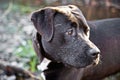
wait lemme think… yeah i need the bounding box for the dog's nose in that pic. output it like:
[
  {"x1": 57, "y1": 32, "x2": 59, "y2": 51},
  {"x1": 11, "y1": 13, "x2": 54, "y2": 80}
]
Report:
[{"x1": 88, "y1": 48, "x2": 100, "y2": 58}]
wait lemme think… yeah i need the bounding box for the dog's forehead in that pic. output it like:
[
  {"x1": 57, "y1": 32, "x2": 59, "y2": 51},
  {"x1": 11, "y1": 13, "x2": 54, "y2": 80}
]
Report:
[
  {"x1": 51, "y1": 5, "x2": 85, "y2": 24},
  {"x1": 37, "y1": 5, "x2": 88, "y2": 27},
  {"x1": 57, "y1": 5, "x2": 88, "y2": 28}
]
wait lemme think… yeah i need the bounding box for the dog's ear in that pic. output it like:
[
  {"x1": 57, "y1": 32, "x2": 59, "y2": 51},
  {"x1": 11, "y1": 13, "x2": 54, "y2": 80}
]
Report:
[
  {"x1": 32, "y1": 32, "x2": 45, "y2": 63},
  {"x1": 31, "y1": 8, "x2": 55, "y2": 42}
]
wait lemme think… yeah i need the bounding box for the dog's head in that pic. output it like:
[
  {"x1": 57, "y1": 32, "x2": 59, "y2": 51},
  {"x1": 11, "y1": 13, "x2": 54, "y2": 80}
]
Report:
[{"x1": 31, "y1": 5, "x2": 100, "y2": 68}]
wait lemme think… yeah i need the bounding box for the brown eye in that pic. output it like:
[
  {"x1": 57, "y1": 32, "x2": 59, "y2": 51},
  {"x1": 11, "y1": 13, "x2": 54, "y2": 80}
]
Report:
[
  {"x1": 66, "y1": 29, "x2": 73, "y2": 35},
  {"x1": 66, "y1": 28, "x2": 76, "y2": 36},
  {"x1": 65, "y1": 22, "x2": 77, "y2": 36}
]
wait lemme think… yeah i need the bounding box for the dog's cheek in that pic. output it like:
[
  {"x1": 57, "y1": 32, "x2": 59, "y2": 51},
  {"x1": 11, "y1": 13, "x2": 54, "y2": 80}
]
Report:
[
  {"x1": 53, "y1": 33, "x2": 66, "y2": 46},
  {"x1": 41, "y1": 34, "x2": 66, "y2": 61}
]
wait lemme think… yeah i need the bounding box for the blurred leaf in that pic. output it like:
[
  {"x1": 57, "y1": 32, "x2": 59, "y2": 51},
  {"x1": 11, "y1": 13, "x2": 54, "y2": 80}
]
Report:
[
  {"x1": 29, "y1": 56, "x2": 38, "y2": 72},
  {"x1": 14, "y1": 40, "x2": 38, "y2": 72}
]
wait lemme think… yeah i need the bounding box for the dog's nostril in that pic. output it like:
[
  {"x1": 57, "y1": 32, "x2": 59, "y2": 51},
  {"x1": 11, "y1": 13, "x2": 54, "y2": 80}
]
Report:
[
  {"x1": 88, "y1": 49, "x2": 100, "y2": 58},
  {"x1": 91, "y1": 52, "x2": 99, "y2": 58}
]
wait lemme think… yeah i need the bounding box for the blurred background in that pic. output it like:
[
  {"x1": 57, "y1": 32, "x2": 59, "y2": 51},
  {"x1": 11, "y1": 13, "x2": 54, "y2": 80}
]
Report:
[{"x1": 0, "y1": 0, "x2": 120, "y2": 80}]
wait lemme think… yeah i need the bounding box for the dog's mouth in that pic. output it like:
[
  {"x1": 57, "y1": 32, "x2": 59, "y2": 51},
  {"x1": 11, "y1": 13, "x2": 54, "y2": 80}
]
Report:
[
  {"x1": 92, "y1": 54, "x2": 100, "y2": 65},
  {"x1": 85, "y1": 57, "x2": 101, "y2": 69},
  {"x1": 62, "y1": 54, "x2": 100, "y2": 69}
]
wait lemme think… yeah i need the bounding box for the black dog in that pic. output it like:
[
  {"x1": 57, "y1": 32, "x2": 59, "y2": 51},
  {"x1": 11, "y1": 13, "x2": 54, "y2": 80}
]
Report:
[
  {"x1": 31, "y1": 5, "x2": 100, "y2": 70},
  {"x1": 31, "y1": 5, "x2": 120, "y2": 80}
]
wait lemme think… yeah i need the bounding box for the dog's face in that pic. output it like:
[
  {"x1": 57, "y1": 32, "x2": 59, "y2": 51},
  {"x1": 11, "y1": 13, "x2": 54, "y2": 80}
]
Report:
[{"x1": 31, "y1": 5, "x2": 100, "y2": 68}]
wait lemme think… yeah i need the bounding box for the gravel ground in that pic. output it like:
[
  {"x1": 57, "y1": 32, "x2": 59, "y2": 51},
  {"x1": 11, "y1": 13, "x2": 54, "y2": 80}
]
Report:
[{"x1": 0, "y1": 2, "x2": 35, "y2": 79}]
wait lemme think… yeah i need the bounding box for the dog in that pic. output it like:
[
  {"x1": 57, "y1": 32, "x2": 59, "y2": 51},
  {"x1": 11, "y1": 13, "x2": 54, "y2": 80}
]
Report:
[
  {"x1": 31, "y1": 5, "x2": 120, "y2": 80},
  {"x1": 31, "y1": 5, "x2": 100, "y2": 68}
]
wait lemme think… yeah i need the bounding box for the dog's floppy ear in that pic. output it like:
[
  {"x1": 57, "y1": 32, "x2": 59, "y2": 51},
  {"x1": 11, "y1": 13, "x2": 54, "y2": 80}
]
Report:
[
  {"x1": 31, "y1": 8, "x2": 55, "y2": 42},
  {"x1": 32, "y1": 32, "x2": 45, "y2": 63}
]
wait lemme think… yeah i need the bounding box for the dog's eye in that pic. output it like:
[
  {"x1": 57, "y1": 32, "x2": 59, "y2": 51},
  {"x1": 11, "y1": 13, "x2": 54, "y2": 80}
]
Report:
[
  {"x1": 66, "y1": 29, "x2": 73, "y2": 35},
  {"x1": 65, "y1": 22, "x2": 77, "y2": 36},
  {"x1": 66, "y1": 28, "x2": 75, "y2": 36}
]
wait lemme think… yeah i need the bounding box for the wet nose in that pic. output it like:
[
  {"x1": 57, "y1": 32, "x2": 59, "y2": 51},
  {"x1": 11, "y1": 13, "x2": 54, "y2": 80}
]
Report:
[{"x1": 88, "y1": 48, "x2": 100, "y2": 58}]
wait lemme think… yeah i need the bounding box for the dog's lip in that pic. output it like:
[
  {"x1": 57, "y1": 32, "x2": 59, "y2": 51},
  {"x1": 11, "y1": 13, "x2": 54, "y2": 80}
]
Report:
[
  {"x1": 63, "y1": 62, "x2": 74, "y2": 68},
  {"x1": 92, "y1": 54, "x2": 100, "y2": 65},
  {"x1": 61, "y1": 54, "x2": 100, "y2": 69},
  {"x1": 62, "y1": 58, "x2": 100, "y2": 69},
  {"x1": 62, "y1": 62, "x2": 91, "y2": 69}
]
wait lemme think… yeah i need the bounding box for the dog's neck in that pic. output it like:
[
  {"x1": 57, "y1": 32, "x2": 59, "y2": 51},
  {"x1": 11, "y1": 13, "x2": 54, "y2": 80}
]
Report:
[{"x1": 44, "y1": 62, "x2": 84, "y2": 80}]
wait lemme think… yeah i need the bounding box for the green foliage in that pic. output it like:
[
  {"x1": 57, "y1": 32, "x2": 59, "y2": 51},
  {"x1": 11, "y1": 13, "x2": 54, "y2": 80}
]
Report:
[
  {"x1": 12, "y1": 4, "x2": 34, "y2": 14},
  {"x1": 14, "y1": 40, "x2": 38, "y2": 72}
]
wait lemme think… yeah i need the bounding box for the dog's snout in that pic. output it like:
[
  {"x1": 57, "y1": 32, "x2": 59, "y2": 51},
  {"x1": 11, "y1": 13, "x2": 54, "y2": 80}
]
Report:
[{"x1": 88, "y1": 48, "x2": 100, "y2": 58}]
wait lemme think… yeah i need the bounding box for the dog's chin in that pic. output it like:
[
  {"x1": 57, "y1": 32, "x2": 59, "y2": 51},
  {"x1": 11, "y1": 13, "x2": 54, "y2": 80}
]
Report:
[
  {"x1": 63, "y1": 62, "x2": 92, "y2": 69},
  {"x1": 63, "y1": 63, "x2": 91, "y2": 69}
]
